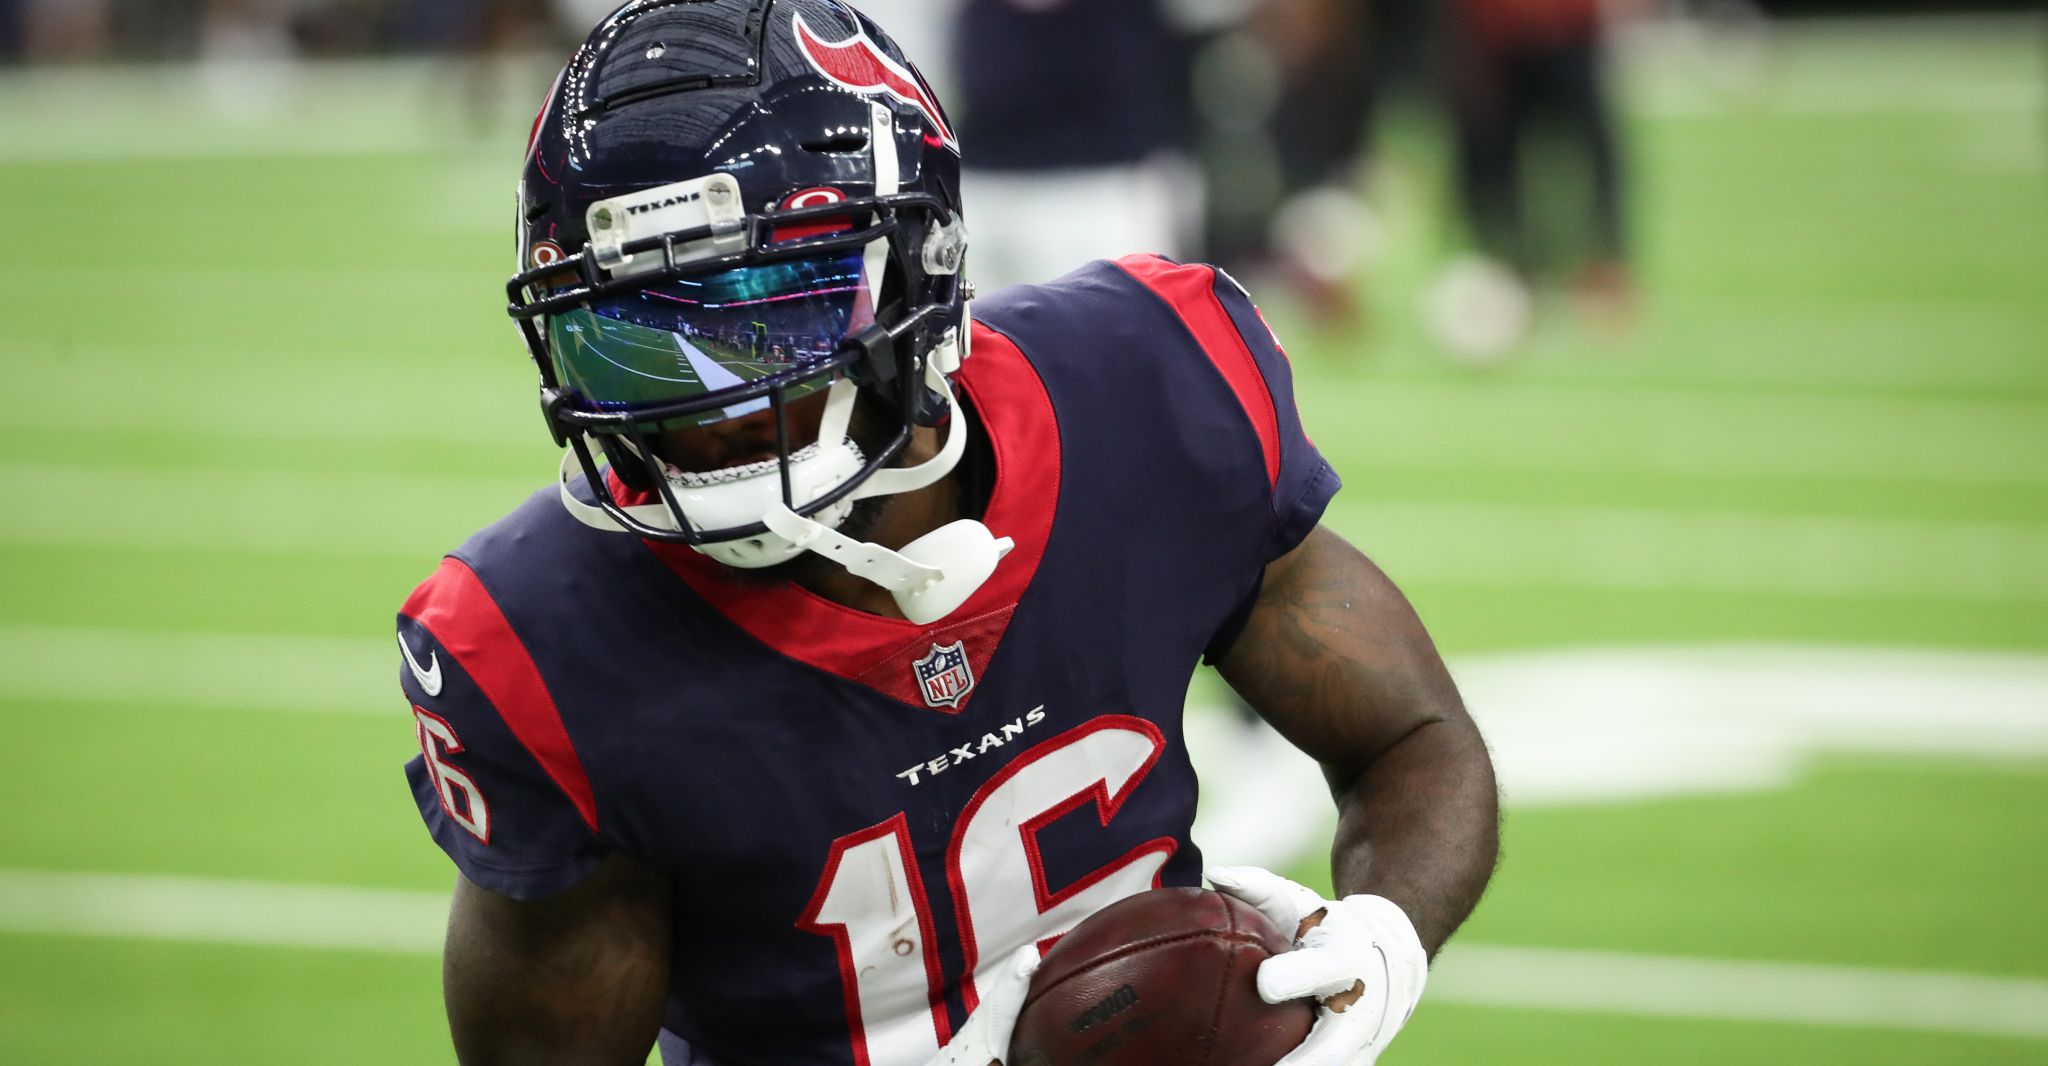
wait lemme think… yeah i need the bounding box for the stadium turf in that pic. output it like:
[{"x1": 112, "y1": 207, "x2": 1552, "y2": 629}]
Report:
[{"x1": 0, "y1": 14, "x2": 2043, "y2": 1065}]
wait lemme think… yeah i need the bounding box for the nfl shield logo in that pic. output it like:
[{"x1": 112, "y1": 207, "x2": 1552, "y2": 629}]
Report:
[{"x1": 913, "y1": 641, "x2": 974, "y2": 709}]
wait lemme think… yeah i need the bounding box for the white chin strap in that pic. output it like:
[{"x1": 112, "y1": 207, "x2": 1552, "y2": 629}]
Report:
[
  {"x1": 556, "y1": 352, "x2": 1012, "y2": 625},
  {"x1": 756, "y1": 361, "x2": 1012, "y2": 623}
]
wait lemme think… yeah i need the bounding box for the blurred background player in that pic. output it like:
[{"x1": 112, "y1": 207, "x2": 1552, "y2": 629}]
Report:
[
  {"x1": 1430, "y1": 0, "x2": 1641, "y2": 359},
  {"x1": 934, "y1": 0, "x2": 1386, "y2": 867},
  {"x1": 937, "y1": 0, "x2": 1401, "y2": 317},
  {"x1": 943, "y1": 0, "x2": 1208, "y2": 290},
  {"x1": 16, "y1": 0, "x2": 112, "y2": 60},
  {"x1": 197, "y1": 0, "x2": 298, "y2": 118},
  {"x1": 0, "y1": 1, "x2": 21, "y2": 61},
  {"x1": 1198, "y1": 0, "x2": 1393, "y2": 324},
  {"x1": 390, "y1": 0, "x2": 566, "y2": 131}
]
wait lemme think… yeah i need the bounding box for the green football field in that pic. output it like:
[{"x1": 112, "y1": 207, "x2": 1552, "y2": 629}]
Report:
[{"x1": 1, "y1": 14, "x2": 2044, "y2": 1065}]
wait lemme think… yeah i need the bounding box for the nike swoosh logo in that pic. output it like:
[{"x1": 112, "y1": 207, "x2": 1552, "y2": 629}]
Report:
[{"x1": 398, "y1": 634, "x2": 443, "y2": 697}]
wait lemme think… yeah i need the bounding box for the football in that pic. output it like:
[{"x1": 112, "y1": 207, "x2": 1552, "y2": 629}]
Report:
[{"x1": 1008, "y1": 888, "x2": 1314, "y2": 1066}]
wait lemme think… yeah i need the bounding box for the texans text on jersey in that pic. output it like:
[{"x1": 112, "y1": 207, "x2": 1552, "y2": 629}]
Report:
[{"x1": 895, "y1": 705, "x2": 1048, "y2": 786}]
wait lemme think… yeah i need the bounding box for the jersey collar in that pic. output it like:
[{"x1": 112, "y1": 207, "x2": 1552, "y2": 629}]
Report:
[{"x1": 639, "y1": 321, "x2": 1058, "y2": 712}]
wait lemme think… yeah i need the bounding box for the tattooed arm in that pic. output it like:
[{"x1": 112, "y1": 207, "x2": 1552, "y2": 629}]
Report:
[
  {"x1": 1215, "y1": 525, "x2": 1499, "y2": 956},
  {"x1": 444, "y1": 852, "x2": 672, "y2": 1065}
]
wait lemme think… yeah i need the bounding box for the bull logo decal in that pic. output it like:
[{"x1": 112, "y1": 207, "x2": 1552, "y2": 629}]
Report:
[{"x1": 793, "y1": 13, "x2": 958, "y2": 152}]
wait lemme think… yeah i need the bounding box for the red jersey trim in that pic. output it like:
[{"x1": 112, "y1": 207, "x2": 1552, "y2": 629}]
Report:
[
  {"x1": 1112, "y1": 255, "x2": 1283, "y2": 488},
  {"x1": 641, "y1": 321, "x2": 1060, "y2": 707},
  {"x1": 402, "y1": 557, "x2": 601, "y2": 833}
]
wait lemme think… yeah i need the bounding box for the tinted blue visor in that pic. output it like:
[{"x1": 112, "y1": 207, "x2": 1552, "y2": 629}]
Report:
[{"x1": 547, "y1": 249, "x2": 876, "y2": 428}]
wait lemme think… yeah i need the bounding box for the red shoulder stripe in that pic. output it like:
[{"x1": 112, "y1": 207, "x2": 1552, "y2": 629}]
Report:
[
  {"x1": 402, "y1": 558, "x2": 600, "y2": 833},
  {"x1": 1112, "y1": 255, "x2": 1282, "y2": 487}
]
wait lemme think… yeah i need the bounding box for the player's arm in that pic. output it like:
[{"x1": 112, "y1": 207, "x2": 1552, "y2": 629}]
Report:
[
  {"x1": 444, "y1": 852, "x2": 673, "y2": 1066},
  {"x1": 1214, "y1": 524, "x2": 1498, "y2": 956}
]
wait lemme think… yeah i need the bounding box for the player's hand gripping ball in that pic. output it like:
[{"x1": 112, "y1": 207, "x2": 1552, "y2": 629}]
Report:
[
  {"x1": 1005, "y1": 887, "x2": 1315, "y2": 1066},
  {"x1": 1206, "y1": 867, "x2": 1429, "y2": 1066}
]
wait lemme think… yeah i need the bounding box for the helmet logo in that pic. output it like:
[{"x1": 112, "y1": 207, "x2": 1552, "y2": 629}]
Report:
[
  {"x1": 530, "y1": 240, "x2": 566, "y2": 268},
  {"x1": 792, "y1": 13, "x2": 957, "y2": 152}
]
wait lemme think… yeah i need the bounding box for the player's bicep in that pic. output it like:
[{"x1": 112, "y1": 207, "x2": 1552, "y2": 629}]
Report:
[
  {"x1": 1214, "y1": 526, "x2": 1465, "y2": 787},
  {"x1": 444, "y1": 852, "x2": 672, "y2": 1066}
]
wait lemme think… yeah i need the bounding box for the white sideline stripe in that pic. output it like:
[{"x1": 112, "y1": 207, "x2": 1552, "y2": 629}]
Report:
[
  {"x1": 2, "y1": 869, "x2": 2043, "y2": 1040},
  {"x1": 1325, "y1": 382, "x2": 2048, "y2": 489},
  {"x1": 0, "y1": 626, "x2": 393, "y2": 714},
  {"x1": 0, "y1": 870, "x2": 446, "y2": 956},
  {"x1": 1322, "y1": 498, "x2": 2048, "y2": 603},
  {"x1": 1431, "y1": 944, "x2": 2048, "y2": 1041},
  {"x1": 0, "y1": 58, "x2": 546, "y2": 162},
  {"x1": 0, "y1": 464, "x2": 538, "y2": 558}
]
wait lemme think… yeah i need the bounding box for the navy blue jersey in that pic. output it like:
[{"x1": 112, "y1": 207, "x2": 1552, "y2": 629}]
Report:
[{"x1": 397, "y1": 256, "x2": 1337, "y2": 1066}]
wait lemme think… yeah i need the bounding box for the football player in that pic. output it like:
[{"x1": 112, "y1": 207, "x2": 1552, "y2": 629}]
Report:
[
  {"x1": 1443, "y1": 0, "x2": 1637, "y2": 337},
  {"x1": 945, "y1": 0, "x2": 1203, "y2": 291},
  {"x1": 395, "y1": 2, "x2": 1498, "y2": 1064}
]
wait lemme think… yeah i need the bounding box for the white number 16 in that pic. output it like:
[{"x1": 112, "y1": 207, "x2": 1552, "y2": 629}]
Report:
[{"x1": 797, "y1": 716, "x2": 1176, "y2": 1066}]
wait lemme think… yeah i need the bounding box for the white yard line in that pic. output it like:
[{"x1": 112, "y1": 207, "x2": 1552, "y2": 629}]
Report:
[
  {"x1": 1322, "y1": 499, "x2": 2048, "y2": 603},
  {"x1": 1431, "y1": 943, "x2": 2048, "y2": 1040},
  {"x1": 0, "y1": 868, "x2": 2041, "y2": 1039},
  {"x1": 0, "y1": 870, "x2": 445, "y2": 956},
  {"x1": 1320, "y1": 382, "x2": 2048, "y2": 489},
  {"x1": 0, "y1": 626, "x2": 395, "y2": 714},
  {"x1": 1618, "y1": 14, "x2": 2045, "y2": 120},
  {"x1": 0, "y1": 59, "x2": 538, "y2": 162},
  {"x1": 0, "y1": 464, "x2": 536, "y2": 558}
]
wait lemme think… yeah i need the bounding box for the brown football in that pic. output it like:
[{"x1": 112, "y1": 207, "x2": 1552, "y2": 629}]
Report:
[{"x1": 1007, "y1": 887, "x2": 1314, "y2": 1066}]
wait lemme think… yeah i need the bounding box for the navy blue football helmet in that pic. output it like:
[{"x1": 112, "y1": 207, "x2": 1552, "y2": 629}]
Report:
[{"x1": 508, "y1": 0, "x2": 972, "y2": 574}]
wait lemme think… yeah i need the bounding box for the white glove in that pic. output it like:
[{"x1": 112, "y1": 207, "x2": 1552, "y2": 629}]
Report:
[
  {"x1": 1207, "y1": 866, "x2": 1428, "y2": 1066},
  {"x1": 923, "y1": 944, "x2": 1040, "y2": 1066}
]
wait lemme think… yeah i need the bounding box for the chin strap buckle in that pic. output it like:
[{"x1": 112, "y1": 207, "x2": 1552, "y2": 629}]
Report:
[{"x1": 761, "y1": 505, "x2": 1013, "y2": 625}]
